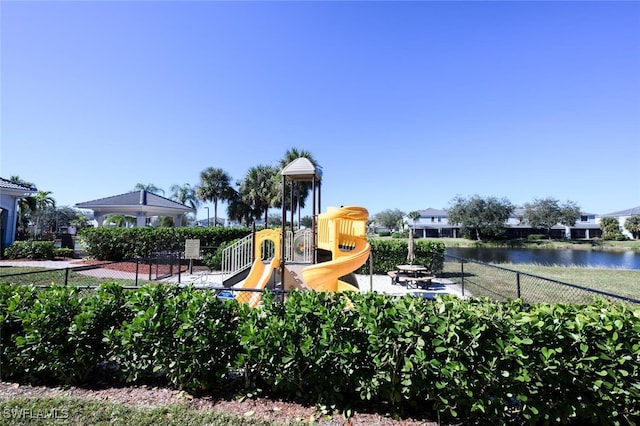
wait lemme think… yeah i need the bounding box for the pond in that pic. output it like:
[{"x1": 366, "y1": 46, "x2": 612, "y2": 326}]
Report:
[{"x1": 445, "y1": 247, "x2": 640, "y2": 270}]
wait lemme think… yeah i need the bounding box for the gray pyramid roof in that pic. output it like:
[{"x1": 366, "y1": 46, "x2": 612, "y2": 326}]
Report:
[{"x1": 75, "y1": 190, "x2": 194, "y2": 215}]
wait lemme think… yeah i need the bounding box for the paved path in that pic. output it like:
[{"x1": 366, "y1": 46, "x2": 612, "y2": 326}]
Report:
[{"x1": 0, "y1": 260, "x2": 78, "y2": 269}]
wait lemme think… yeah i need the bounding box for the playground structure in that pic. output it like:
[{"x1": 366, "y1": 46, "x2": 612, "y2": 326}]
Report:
[{"x1": 222, "y1": 158, "x2": 371, "y2": 307}]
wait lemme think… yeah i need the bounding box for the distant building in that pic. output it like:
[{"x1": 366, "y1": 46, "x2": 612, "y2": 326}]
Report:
[
  {"x1": 599, "y1": 206, "x2": 640, "y2": 239},
  {"x1": 402, "y1": 207, "x2": 604, "y2": 240}
]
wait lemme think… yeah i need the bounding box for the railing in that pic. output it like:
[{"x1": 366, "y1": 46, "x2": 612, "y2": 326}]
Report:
[
  {"x1": 221, "y1": 234, "x2": 253, "y2": 280},
  {"x1": 221, "y1": 229, "x2": 314, "y2": 280},
  {"x1": 442, "y1": 254, "x2": 640, "y2": 306}
]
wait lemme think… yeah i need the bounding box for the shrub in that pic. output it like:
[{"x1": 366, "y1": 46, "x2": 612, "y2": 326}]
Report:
[
  {"x1": 79, "y1": 226, "x2": 250, "y2": 260},
  {"x1": 54, "y1": 248, "x2": 75, "y2": 259},
  {"x1": 4, "y1": 241, "x2": 56, "y2": 260},
  {"x1": 527, "y1": 234, "x2": 546, "y2": 241}
]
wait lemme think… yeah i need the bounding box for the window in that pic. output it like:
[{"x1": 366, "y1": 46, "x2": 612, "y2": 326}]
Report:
[{"x1": 580, "y1": 215, "x2": 588, "y2": 222}]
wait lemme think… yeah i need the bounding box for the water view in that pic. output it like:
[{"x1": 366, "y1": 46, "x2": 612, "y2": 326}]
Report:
[{"x1": 446, "y1": 247, "x2": 640, "y2": 270}]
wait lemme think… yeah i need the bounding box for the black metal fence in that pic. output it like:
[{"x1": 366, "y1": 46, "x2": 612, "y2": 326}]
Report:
[
  {"x1": 442, "y1": 254, "x2": 640, "y2": 306},
  {"x1": 0, "y1": 254, "x2": 185, "y2": 287},
  {"x1": 2, "y1": 253, "x2": 638, "y2": 306}
]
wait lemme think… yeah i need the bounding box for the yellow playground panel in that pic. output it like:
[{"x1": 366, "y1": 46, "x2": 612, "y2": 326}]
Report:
[{"x1": 234, "y1": 205, "x2": 370, "y2": 306}]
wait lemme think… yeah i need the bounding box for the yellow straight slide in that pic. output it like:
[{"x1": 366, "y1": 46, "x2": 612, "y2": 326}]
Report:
[{"x1": 235, "y1": 229, "x2": 281, "y2": 308}]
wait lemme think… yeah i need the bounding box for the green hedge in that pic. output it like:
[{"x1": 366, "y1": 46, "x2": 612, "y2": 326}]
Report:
[
  {"x1": 359, "y1": 238, "x2": 445, "y2": 275},
  {"x1": 1, "y1": 283, "x2": 638, "y2": 424},
  {"x1": 3, "y1": 241, "x2": 56, "y2": 260},
  {"x1": 78, "y1": 226, "x2": 251, "y2": 260},
  {"x1": 78, "y1": 227, "x2": 445, "y2": 275}
]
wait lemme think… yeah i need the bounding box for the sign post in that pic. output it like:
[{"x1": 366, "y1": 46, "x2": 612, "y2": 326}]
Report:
[{"x1": 184, "y1": 239, "x2": 201, "y2": 274}]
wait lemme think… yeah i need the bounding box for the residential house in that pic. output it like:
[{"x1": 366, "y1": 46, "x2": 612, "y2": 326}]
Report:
[
  {"x1": 0, "y1": 177, "x2": 38, "y2": 254},
  {"x1": 405, "y1": 207, "x2": 603, "y2": 240},
  {"x1": 599, "y1": 206, "x2": 640, "y2": 239}
]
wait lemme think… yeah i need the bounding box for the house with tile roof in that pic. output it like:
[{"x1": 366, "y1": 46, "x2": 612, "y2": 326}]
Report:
[
  {"x1": 0, "y1": 177, "x2": 38, "y2": 254},
  {"x1": 75, "y1": 190, "x2": 195, "y2": 228}
]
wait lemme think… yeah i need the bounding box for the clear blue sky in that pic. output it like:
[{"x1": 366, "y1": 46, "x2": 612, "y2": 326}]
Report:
[{"x1": 2, "y1": 1, "x2": 639, "y2": 221}]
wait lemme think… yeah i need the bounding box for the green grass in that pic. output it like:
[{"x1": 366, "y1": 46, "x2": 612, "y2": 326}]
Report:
[
  {"x1": 442, "y1": 260, "x2": 640, "y2": 303},
  {"x1": 433, "y1": 237, "x2": 640, "y2": 252},
  {"x1": 0, "y1": 396, "x2": 280, "y2": 426}
]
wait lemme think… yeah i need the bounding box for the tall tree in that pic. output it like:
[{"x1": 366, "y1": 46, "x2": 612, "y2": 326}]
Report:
[
  {"x1": 170, "y1": 183, "x2": 199, "y2": 210},
  {"x1": 133, "y1": 183, "x2": 164, "y2": 195},
  {"x1": 524, "y1": 198, "x2": 580, "y2": 239},
  {"x1": 197, "y1": 167, "x2": 235, "y2": 227},
  {"x1": 374, "y1": 209, "x2": 405, "y2": 232},
  {"x1": 447, "y1": 195, "x2": 514, "y2": 241},
  {"x1": 278, "y1": 148, "x2": 317, "y2": 227},
  {"x1": 30, "y1": 191, "x2": 56, "y2": 239},
  {"x1": 408, "y1": 210, "x2": 421, "y2": 230},
  {"x1": 239, "y1": 165, "x2": 279, "y2": 226},
  {"x1": 227, "y1": 190, "x2": 258, "y2": 226}
]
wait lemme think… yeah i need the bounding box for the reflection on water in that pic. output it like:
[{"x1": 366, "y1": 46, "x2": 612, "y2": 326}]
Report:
[{"x1": 446, "y1": 247, "x2": 640, "y2": 270}]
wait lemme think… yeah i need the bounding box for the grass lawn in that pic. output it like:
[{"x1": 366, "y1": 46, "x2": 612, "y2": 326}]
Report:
[{"x1": 0, "y1": 396, "x2": 274, "y2": 426}]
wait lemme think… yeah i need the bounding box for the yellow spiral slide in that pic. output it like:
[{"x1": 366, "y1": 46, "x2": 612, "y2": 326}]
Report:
[{"x1": 301, "y1": 206, "x2": 370, "y2": 293}]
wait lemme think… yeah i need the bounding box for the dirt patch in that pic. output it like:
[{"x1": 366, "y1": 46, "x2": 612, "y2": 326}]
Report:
[{"x1": 0, "y1": 380, "x2": 438, "y2": 425}]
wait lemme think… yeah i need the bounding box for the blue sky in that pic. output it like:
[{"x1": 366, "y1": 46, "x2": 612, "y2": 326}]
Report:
[{"x1": 2, "y1": 1, "x2": 639, "y2": 221}]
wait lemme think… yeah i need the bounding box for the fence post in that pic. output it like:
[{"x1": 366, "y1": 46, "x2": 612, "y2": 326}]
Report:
[
  {"x1": 516, "y1": 272, "x2": 521, "y2": 299},
  {"x1": 135, "y1": 259, "x2": 139, "y2": 287},
  {"x1": 65, "y1": 267, "x2": 70, "y2": 285},
  {"x1": 460, "y1": 258, "x2": 465, "y2": 296},
  {"x1": 178, "y1": 252, "x2": 181, "y2": 284}
]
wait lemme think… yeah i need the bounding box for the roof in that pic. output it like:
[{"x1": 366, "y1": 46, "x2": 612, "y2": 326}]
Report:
[
  {"x1": 418, "y1": 207, "x2": 448, "y2": 216},
  {"x1": 75, "y1": 190, "x2": 194, "y2": 215},
  {"x1": 602, "y1": 206, "x2": 640, "y2": 217},
  {"x1": 0, "y1": 177, "x2": 38, "y2": 195},
  {"x1": 281, "y1": 157, "x2": 322, "y2": 181}
]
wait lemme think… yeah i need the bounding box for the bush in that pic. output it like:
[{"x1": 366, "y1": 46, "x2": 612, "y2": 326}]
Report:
[
  {"x1": 527, "y1": 234, "x2": 546, "y2": 241},
  {"x1": 54, "y1": 248, "x2": 75, "y2": 259},
  {"x1": 3, "y1": 283, "x2": 638, "y2": 424},
  {"x1": 4, "y1": 241, "x2": 56, "y2": 260},
  {"x1": 79, "y1": 226, "x2": 250, "y2": 260}
]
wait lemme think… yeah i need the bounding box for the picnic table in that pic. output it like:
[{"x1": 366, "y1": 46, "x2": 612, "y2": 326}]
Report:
[{"x1": 387, "y1": 264, "x2": 435, "y2": 289}]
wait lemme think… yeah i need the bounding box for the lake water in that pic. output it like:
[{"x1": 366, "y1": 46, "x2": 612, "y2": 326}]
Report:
[{"x1": 445, "y1": 247, "x2": 640, "y2": 270}]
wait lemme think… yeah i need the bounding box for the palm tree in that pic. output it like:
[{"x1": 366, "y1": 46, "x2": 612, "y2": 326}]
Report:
[
  {"x1": 9, "y1": 176, "x2": 37, "y2": 232},
  {"x1": 170, "y1": 183, "x2": 200, "y2": 227},
  {"x1": 170, "y1": 183, "x2": 199, "y2": 209},
  {"x1": 196, "y1": 167, "x2": 235, "y2": 227},
  {"x1": 103, "y1": 214, "x2": 136, "y2": 228},
  {"x1": 31, "y1": 191, "x2": 56, "y2": 238},
  {"x1": 227, "y1": 190, "x2": 258, "y2": 226},
  {"x1": 278, "y1": 148, "x2": 317, "y2": 228},
  {"x1": 133, "y1": 183, "x2": 164, "y2": 195},
  {"x1": 239, "y1": 165, "x2": 279, "y2": 226}
]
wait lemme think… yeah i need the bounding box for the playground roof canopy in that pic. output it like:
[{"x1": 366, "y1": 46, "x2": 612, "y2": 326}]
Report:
[{"x1": 281, "y1": 157, "x2": 322, "y2": 181}]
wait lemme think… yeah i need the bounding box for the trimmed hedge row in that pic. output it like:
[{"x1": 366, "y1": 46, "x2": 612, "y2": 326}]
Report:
[
  {"x1": 78, "y1": 226, "x2": 252, "y2": 260},
  {"x1": 1, "y1": 283, "x2": 638, "y2": 424},
  {"x1": 78, "y1": 227, "x2": 446, "y2": 274}
]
